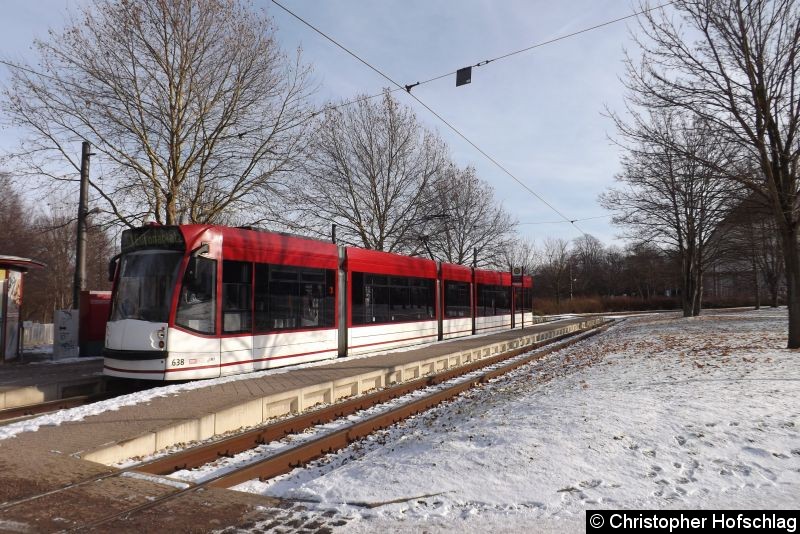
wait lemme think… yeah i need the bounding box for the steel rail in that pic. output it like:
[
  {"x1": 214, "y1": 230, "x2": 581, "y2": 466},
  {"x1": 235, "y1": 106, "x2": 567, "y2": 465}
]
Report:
[
  {"x1": 0, "y1": 396, "x2": 95, "y2": 422},
  {"x1": 0, "y1": 378, "x2": 158, "y2": 424},
  {"x1": 204, "y1": 321, "x2": 613, "y2": 488},
  {"x1": 2, "y1": 322, "x2": 602, "y2": 514},
  {"x1": 136, "y1": 322, "x2": 607, "y2": 476},
  {"x1": 0, "y1": 391, "x2": 127, "y2": 423},
  {"x1": 67, "y1": 320, "x2": 612, "y2": 532}
]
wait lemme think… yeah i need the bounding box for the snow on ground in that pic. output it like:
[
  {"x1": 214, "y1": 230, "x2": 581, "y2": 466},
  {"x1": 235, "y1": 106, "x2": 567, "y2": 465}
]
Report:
[
  {"x1": 0, "y1": 331, "x2": 486, "y2": 440},
  {"x1": 0, "y1": 316, "x2": 555, "y2": 441},
  {"x1": 233, "y1": 308, "x2": 799, "y2": 533},
  {"x1": 165, "y1": 328, "x2": 604, "y2": 482}
]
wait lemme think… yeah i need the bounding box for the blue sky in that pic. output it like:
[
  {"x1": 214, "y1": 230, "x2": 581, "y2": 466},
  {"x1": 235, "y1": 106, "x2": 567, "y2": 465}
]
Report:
[{"x1": 0, "y1": 1, "x2": 654, "y2": 247}]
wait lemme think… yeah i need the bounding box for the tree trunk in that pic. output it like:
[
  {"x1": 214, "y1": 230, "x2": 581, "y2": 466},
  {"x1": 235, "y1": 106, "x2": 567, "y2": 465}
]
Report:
[
  {"x1": 780, "y1": 226, "x2": 800, "y2": 348},
  {"x1": 680, "y1": 252, "x2": 700, "y2": 318},
  {"x1": 752, "y1": 254, "x2": 760, "y2": 310},
  {"x1": 692, "y1": 270, "x2": 703, "y2": 317},
  {"x1": 681, "y1": 266, "x2": 693, "y2": 318},
  {"x1": 165, "y1": 192, "x2": 177, "y2": 225}
]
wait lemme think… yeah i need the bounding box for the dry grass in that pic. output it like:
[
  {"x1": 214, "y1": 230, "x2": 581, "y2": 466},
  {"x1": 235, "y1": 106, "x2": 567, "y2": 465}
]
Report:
[{"x1": 532, "y1": 296, "x2": 762, "y2": 314}]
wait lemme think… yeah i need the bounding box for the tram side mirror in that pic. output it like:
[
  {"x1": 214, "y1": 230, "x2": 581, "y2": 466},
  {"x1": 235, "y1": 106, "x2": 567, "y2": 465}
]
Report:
[
  {"x1": 185, "y1": 256, "x2": 198, "y2": 282},
  {"x1": 192, "y1": 243, "x2": 209, "y2": 257},
  {"x1": 185, "y1": 243, "x2": 209, "y2": 283}
]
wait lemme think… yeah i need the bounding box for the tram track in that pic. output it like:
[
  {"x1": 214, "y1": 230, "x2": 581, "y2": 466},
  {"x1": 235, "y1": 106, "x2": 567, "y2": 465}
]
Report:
[
  {"x1": 0, "y1": 395, "x2": 102, "y2": 424},
  {"x1": 198, "y1": 320, "x2": 614, "y2": 488},
  {"x1": 0, "y1": 379, "x2": 159, "y2": 425},
  {"x1": 0, "y1": 320, "x2": 613, "y2": 532},
  {"x1": 139, "y1": 322, "x2": 613, "y2": 482}
]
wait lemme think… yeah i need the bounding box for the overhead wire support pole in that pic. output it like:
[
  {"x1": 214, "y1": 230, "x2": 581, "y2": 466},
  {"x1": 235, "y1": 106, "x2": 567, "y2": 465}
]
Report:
[{"x1": 72, "y1": 141, "x2": 92, "y2": 310}]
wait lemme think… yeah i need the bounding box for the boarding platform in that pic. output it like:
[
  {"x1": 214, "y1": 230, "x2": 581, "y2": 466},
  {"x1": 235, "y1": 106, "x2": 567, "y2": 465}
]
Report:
[
  {"x1": 0, "y1": 358, "x2": 104, "y2": 410},
  {"x1": 0, "y1": 317, "x2": 603, "y2": 471}
]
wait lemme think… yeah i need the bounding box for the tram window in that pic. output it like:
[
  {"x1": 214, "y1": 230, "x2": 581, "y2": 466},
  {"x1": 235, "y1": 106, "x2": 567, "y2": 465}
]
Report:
[
  {"x1": 110, "y1": 250, "x2": 182, "y2": 323},
  {"x1": 514, "y1": 287, "x2": 533, "y2": 314},
  {"x1": 254, "y1": 264, "x2": 334, "y2": 332},
  {"x1": 390, "y1": 286, "x2": 410, "y2": 319},
  {"x1": 254, "y1": 263, "x2": 270, "y2": 331},
  {"x1": 223, "y1": 260, "x2": 252, "y2": 333},
  {"x1": 371, "y1": 285, "x2": 391, "y2": 323},
  {"x1": 445, "y1": 281, "x2": 471, "y2": 318},
  {"x1": 476, "y1": 284, "x2": 511, "y2": 317},
  {"x1": 522, "y1": 287, "x2": 533, "y2": 313},
  {"x1": 176, "y1": 257, "x2": 217, "y2": 334},
  {"x1": 351, "y1": 272, "x2": 365, "y2": 324},
  {"x1": 351, "y1": 272, "x2": 434, "y2": 324}
]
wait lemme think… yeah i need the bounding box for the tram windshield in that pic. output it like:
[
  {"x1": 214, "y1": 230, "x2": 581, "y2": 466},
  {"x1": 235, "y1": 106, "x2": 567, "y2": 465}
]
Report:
[{"x1": 110, "y1": 250, "x2": 182, "y2": 323}]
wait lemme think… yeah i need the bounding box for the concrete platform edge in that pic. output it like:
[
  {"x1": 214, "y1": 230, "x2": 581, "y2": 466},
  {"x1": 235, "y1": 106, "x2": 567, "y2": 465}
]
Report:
[
  {"x1": 80, "y1": 318, "x2": 605, "y2": 466},
  {"x1": 0, "y1": 376, "x2": 105, "y2": 410}
]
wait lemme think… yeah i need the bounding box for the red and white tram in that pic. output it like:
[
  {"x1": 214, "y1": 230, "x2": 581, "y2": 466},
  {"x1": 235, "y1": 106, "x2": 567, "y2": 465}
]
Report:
[{"x1": 104, "y1": 224, "x2": 534, "y2": 380}]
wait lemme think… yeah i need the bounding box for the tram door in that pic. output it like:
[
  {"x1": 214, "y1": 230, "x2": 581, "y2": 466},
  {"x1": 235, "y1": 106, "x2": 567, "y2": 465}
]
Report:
[{"x1": 220, "y1": 260, "x2": 254, "y2": 375}]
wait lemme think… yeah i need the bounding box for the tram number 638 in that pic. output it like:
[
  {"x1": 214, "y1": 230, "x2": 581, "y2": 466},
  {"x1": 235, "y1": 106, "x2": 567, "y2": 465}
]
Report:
[{"x1": 171, "y1": 358, "x2": 185, "y2": 367}]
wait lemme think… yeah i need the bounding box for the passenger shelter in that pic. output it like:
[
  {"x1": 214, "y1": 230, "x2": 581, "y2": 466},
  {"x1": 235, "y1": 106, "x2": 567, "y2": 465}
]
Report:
[{"x1": 0, "y1": 255, "x2": 45, "y2": 362}]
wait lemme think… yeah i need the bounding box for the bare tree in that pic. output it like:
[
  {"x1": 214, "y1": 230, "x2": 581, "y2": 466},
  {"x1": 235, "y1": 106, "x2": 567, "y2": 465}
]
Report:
[
  {"x1": 602, "y1": 110, "x2": 737, "y2": 316},
  {"x1": 424, "y1": 164, "x2": 517, "y2": 267},
  {"x1": 2, "y1": 0, "x2": 313, "y2": 226},
  {"x1": 712, "y1": 195, "x2": 785, "y2": 307},
  {"x1": 570, "y1": 234, "x2": 606, "y2": 295},
  {"x1": 601, "y1": 245, "x2": 628, "y2": 296},
  {"x1": 624, "y1": 242, "x2": 676, "y2": 300},
  {"x1": 626, "y1": 0, "x2": 800, "y2": 343},
  {"x1": 502, "y1": 237, "x2": 538, "y2": 274},
  {"x1": 0, "y1": 180, "x2": 112, "y2": 321},
  {"x1": 0, "y1": 174, "x2": 38, "y2": 259},
  {"x1": 541, "y1": 237, "x2": 571, "y2": 310},
  {"x1": 284, "y1": 92, "x2": 447, "y2": 253},
  {"x1": 754, "y1": 219, "x2": 786, "y2": 307}
]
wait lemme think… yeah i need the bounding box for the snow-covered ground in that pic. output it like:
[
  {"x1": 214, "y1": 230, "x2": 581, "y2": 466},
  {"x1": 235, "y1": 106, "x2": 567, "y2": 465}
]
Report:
[
  {"x1": 0, "y1": 327, "x2": 509, "y2": 440},
  {"x1": 233, "y1": 309, "x2": 799, "y2": 533},
  {"x1": 0, "y1": 318, "x2": 559, "y2": 441}
]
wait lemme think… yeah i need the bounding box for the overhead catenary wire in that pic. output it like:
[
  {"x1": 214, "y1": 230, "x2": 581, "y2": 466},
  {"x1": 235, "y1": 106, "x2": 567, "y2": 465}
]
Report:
[
  {"x1": 402, "y1": 1, "x2": 673, "y2": 92},
  {"x1": 271, "y1": 0, "x2": 591, "y2": 236},
  {"x1": 2, "y1": 1, "x2": 671, "y2": 108},
  {"x1": 0, "y1": 3, "x2": 665, "y2": 235},
  {"x1": 306, "y1": 0, "x2": 673, "y2": 110},
  {"x1": 1, "y1": 2, "x2": 672, "y2": 141},
  {"x1": 518, "y1": 214, "x2": 613, "y2": 225},
  {"x1": 300, "y1": 1, "x2": 673, "y2": 125}
]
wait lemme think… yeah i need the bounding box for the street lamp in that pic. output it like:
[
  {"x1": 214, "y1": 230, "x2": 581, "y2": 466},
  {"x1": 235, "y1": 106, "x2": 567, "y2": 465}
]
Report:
[{"x1": 569, "y1": 262, "x2": 573, "y2": 301}]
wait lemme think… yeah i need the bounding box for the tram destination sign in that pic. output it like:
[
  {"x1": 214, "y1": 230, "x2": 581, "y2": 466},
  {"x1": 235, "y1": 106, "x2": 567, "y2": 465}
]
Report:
[{"x1": 121, "y1": 226, "x2": 185, "y2": 253}]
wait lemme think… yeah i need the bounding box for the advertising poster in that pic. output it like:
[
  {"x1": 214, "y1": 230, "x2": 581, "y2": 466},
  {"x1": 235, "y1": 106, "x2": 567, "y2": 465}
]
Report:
[{"x1": 4, "y1": 270, "x2": 21, "y2": 360}]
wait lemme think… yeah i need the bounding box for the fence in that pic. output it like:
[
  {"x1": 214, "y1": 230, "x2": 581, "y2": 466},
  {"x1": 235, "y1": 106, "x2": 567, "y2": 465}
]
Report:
[{"x1": 23, "y1": 322, "x2": 54, "y2": 347}]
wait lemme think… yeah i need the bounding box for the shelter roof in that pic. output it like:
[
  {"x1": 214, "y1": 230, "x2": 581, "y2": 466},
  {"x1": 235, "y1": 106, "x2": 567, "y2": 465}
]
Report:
[{"x1": 0, "y1": 255, "x2": 46, "y2": 272}]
